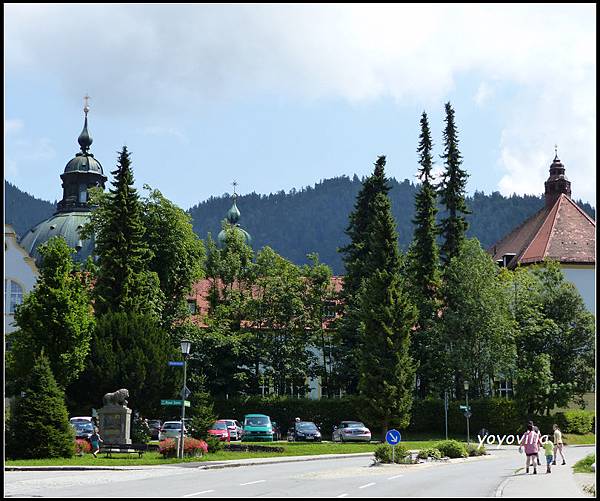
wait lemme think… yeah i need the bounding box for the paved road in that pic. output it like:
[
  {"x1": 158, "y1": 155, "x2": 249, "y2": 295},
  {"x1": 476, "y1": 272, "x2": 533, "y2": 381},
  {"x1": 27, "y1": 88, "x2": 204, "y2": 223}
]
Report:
[{"x1": 5, "y1": 446, "x2": 593, "y2": 497}]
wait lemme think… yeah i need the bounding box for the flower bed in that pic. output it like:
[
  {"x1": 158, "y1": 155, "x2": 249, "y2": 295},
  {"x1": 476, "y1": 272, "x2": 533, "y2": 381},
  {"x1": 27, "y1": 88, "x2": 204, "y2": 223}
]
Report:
[
  {"x1": 159, "y1": 438, "x2": 208, "y2": 458},
  {"x1": 74, "y1": 439, "x2": 91, "y2": 455}
]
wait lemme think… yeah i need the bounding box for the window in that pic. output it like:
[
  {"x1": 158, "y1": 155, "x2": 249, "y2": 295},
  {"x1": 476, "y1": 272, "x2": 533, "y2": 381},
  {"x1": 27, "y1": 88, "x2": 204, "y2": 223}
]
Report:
[
  {"x1": 187, "y1": 300, "x2": 197, "y2": 315},
  {"x1": 79, "y1": 184, "x2": 88, "y2": 203},
  {"x1": 497, "y1": 379, "x2": 513, "y2": 399},
  {"x1": 5, "y1": 280, "x2": 23, "y2": 314},
  {"x1": 323, "y1": 302, "x2": 337, "y2": 318}
]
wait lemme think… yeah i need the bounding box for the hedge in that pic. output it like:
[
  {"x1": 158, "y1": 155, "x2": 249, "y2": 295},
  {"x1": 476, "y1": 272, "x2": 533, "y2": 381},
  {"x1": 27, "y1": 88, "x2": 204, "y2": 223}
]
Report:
[{"x1": 213, "y1": 396, "x2": 594, "y2": 439}]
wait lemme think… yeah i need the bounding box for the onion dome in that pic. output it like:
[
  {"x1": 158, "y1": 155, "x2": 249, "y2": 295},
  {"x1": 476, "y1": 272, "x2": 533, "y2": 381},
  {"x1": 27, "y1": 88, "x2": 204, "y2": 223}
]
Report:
[{"x1": 217, "y1": 183, "x2": 252, "y2": 247}]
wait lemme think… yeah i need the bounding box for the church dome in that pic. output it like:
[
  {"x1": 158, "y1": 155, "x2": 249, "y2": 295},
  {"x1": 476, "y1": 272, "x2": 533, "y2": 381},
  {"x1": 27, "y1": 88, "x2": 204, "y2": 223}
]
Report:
[
  {"x1": 64, "y1": 152, "x2": 104, "y2": 174},
  {"x1": 217, "y1": 189, "x2": 252, "y2": 247},
  {"x1": 217, "y1": 225, "x2": 252, "y2": 247},
  {"x1": 19, "y1": 212, "x2": 95, "y2": 267}
]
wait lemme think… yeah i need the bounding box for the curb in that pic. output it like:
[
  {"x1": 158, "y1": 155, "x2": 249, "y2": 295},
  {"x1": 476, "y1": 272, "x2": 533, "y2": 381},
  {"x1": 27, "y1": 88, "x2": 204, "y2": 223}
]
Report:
[
  {"x1": 197, "y1": 452, "x2": 375, "y2": 470},
  {"x1": 5, "y1": 466, "x2": 155, "y2": 471}
]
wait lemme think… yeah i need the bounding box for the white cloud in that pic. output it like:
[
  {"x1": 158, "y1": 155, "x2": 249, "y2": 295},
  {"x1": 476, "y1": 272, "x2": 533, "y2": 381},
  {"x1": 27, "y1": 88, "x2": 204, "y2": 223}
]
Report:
[
  {"x1": 140, "y1": 126, "x2": 188, "y2": 144},
  {"x1": 5, "y1": 4, "x2": 596, "y2": 202}
]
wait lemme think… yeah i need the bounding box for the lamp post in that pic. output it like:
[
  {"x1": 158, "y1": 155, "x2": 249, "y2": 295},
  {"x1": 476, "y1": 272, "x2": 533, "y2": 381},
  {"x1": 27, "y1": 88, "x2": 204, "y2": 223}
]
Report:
[
  {"x1": 464, "y1": 380, "x2": 470, "y2": 445},
  {"x1": 179, "y1": 339, "x2": 191, "y2": 459}
]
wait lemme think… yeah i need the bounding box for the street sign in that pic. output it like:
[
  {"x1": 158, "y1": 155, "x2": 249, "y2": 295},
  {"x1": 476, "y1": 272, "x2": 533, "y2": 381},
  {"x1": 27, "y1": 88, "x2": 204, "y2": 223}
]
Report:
[
  {"x1": 385, "y1": 429, "x2": 401, "y2": 445},
  {"x1": 161, "y1": 399, "x2": 190, "y2": 407},
  {"x1": 180, "y1": 385, "x2": 192, "y2": 399},
  {"x1": 459, "y1": 405, "x2": 471, "y2": 411},
  {"x1": 168, "y1": 361, "x2": 184, "y2": 367},
  {"x1": 464, "y1": 411, "x2": 472, "y2": 419}
]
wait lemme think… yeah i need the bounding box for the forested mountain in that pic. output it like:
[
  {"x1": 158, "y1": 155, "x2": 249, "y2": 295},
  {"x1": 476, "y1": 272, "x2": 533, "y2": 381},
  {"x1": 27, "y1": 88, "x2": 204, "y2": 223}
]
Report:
[
  {"x1": 5, "y1": 181, "x2": 57, "y2": 238},
  {"x1": 6, "y1": 178, "x2": 595, "y2": 275}
]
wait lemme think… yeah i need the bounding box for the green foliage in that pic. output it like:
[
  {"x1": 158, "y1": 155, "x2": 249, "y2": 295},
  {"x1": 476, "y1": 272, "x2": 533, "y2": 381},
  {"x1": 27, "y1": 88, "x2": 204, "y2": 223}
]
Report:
[
  {"x1": 68, "y1": 312, "x2": 178, "y2": 417},
  {"x1": 439, "y1": 239, "x2": 516, "y2": 397},
  {"x1": 141, "y1": 185, "x2": 205, "y2": 330},
  {"x1": 557, "y1": 410, "x2": 594, "y2": 435},
  {"x1": 131, "y1": 415, "x2": 151, "y2": 444},
  {"x1": 438, "y1": 102, "x2": 470, "y2": 265},
  {"x1": 434, "y1": 440, "x2": 468, "y2": 458},
  {"x1": 466, "y1": 444, "x2": 487, "y2": 456},
  {"x1": 373, "y1": 443, "x2": 410, "y2": 463},
  {"x1": 187, "y1": 375, "x2": 218, "y2": 440},
  {"x1": 83, "y1": 146, "x2": 163, "y2": 317},
  {"x1": 8, "y1": 236, "x2": 94, "y2": 391},
  {"x1": 6, "y1": 353, "x2": 74, "y2": 459},
  {"x1": 573, "y1": 454, "x2": 595, "y2": 474},
  {"x1": 417, "y1": 447, "x2": 442, "y2": 460},
  {"x1": 205, "y1": 435, "x2": 224, "y2": 453}
]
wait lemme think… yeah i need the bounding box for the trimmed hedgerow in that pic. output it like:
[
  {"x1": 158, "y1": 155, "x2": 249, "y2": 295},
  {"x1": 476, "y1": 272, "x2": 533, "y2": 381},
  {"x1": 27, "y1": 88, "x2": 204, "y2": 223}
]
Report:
[{"x1": 434, "y1": 440, "x2": 468, "y2": 458}]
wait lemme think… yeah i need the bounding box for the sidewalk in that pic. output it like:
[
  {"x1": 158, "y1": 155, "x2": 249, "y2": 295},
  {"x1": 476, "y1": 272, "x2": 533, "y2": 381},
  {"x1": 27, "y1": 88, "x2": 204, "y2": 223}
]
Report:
[{"x1": 497, "y1": 446, "x2": 595, "y2": 498}]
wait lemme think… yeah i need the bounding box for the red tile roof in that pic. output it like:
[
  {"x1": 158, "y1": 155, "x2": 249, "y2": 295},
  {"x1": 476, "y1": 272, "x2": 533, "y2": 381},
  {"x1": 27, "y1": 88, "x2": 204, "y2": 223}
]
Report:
[{"x1": 490, "y1": 194, "x2": 595, "y2": 268}]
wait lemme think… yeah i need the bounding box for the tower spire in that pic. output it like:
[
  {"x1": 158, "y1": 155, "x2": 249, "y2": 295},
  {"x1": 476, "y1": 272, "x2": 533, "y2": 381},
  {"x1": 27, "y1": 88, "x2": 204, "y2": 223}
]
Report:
[{"x1": 78, "y1": 94, "x2": 93, "y2": 153}]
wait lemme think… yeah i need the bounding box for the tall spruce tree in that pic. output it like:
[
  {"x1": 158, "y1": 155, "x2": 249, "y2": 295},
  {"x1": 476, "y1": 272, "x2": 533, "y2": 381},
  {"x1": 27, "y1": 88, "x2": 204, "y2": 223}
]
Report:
[
  {"x1": 438, "y1": 102, "x2": 470, "y2": 265},
  {"x1": 8, "y1": 236, "x2": 94, "y2": 391},
  {"x1": 336, "y1": 156, "x2": 390, "y2": 393},
  {"x1": 84, "y1": 146, "x2": 162, "y2": 316},
  {"x1": 7, "y1": 353, "x2": 74, "y2": 459},
  {"x1": 405, "y1": 112, "x2": 442, "y2": 397},
  {"x1": 357, "y1": 191, "x2": 417, "y2": 439}
]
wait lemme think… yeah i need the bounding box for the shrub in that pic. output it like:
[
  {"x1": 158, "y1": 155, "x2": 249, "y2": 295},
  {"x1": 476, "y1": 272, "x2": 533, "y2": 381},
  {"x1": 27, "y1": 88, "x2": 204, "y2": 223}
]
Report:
[
  {"x1": 131, "y1": 415, "x2": 151, "y2": 444},
  {"x1": 205, "y1": 435, "x2": 223, "y2": 453},
  {"x1": 466, "y1": 444, "x2": 487, "y2": 456},
  {"x1": 559, "y1": 410, "x2": 594, "y2": 435},
  {"x1": 373, "y1": 444, "x2": 410, "y2": 464},
  {"x1": 159, "y1": 438, "x2": 208, "y2": 458},
  {"x1": 434, "y1": 440, "x2": 468, "y2": 458},
  {"x1": 74, "y1": 439, "x2": 91, "y2": 455},
  {"x1": 417, "y1": 447, "x2": 442, "y2": 460}
]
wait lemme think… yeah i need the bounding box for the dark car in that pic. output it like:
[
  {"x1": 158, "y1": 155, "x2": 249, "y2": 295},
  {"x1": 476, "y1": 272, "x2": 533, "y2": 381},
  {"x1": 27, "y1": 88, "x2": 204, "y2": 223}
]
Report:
[
  {"x1": 287, "y1": 421, "x2": 322, "y2": 442},
  {"x1": 70, "y1": 420, "x2": 94, "y2": 441},
  {"x1": 148, "y1": 420, "x2": 162, "y2": 440}
]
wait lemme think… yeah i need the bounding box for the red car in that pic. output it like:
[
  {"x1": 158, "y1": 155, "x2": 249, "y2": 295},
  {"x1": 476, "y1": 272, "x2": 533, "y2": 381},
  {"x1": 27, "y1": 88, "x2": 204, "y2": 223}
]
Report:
[{"x1": 208, "y1": 420, "x2": 231, "y2": 442}]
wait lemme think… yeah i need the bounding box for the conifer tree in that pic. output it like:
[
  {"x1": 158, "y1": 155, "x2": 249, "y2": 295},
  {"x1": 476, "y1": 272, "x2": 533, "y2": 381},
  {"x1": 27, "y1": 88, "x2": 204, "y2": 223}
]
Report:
[
  {"x1": 405, "y1": 112, "x2": 442, "y2": 397},
  {"x1": 438, "y1": 102, "x2": 470, "y2": 265},
  {"x1": 357, "y1": 191, "x2": 417, "y2": 439},
  {"x1": 7, "y1": 353, "x2": 74, "y2": 459},
  {"x1": 8, "y1": 236, "x2": 94, "y2": 391},
  {"x1": 336, "y1": 156, "x2": 390, "y2": 393},
  {"x1": 84, "y1": 146, "x2": 162, "y2": 316}
]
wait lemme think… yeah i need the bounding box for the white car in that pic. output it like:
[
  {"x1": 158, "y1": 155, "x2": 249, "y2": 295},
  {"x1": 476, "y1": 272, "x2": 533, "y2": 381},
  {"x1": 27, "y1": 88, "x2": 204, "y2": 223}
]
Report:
[
  {"x1": 222, "y1": 419, "x2": 244, "y2": 440},
  {"x1": 332, "y1": 421, "x2": 372, "y2": 442},
  {"x1": 70, "y1": 416, "x2": 93, "y2": 424},
  {"x1": 159, "y1": 421, "x2": 187, "y2": 441}
]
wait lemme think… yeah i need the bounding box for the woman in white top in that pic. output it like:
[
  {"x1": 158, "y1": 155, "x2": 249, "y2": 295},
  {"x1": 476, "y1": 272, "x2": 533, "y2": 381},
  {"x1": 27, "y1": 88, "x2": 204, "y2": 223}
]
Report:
[{"x1": 552, "y1": 424, "x2": 566, "y2": 465}]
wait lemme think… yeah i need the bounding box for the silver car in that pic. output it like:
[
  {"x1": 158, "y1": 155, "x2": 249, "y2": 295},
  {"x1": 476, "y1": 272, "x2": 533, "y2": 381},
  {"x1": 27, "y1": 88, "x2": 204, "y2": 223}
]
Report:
[
  {"x1": 222, "y1": 419, "x2": 243, "y2": 440},
  {"x1": 159, "y1": 421, "x2": 187, "y2": 441},
  {"x1": 332, "y1": 421, "x2": 372, "y2": 442}
]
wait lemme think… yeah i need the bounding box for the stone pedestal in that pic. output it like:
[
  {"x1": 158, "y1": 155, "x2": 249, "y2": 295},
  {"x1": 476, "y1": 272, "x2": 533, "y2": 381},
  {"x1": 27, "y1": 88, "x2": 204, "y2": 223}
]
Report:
[{"x1": 98, "y1": 405, "x2": 132, "y2": 444}]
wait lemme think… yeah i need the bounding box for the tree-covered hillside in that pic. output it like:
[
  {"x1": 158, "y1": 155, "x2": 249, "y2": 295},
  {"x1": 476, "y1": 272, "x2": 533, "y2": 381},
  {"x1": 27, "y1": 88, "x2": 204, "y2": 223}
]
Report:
[{"x1": 6, "y1": 178, "x2": 595, "y2": 275}]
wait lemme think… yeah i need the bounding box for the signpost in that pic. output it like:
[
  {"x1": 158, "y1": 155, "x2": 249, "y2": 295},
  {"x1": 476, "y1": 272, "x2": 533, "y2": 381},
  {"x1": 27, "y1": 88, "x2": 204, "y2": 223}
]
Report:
[
  {"x1": 168, "y1": 361, "x2": 184, "y2": 367},
  {"x1": 161, "y1": 399, "x2": 190, "y2": 407},
  {"x1": 444, "y1": 391, "x2": 449, "y2": 440},
  {"x1": 385, "y1": 429, "x2": 402, "y2": 463}
]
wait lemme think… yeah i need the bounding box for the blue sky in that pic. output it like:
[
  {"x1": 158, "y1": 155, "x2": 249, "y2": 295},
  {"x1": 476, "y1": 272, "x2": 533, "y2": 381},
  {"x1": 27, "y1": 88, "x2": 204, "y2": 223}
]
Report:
[{"x1": 5, "y1": 4, "x2": 596, "y2": 209}]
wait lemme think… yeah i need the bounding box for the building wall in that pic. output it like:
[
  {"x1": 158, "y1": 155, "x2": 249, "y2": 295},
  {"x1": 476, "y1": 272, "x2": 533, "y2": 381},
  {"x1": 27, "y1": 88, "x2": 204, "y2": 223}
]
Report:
[
  {"x1": 4, "y1": 225, "x2": 39, "y2": 335},
  {"x1": 561, "y1": 265, "x2": 595, "y2": 314}
]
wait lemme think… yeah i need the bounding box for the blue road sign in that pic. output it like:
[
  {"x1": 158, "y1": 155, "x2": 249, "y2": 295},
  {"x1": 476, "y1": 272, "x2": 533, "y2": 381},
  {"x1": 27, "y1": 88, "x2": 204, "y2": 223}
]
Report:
[
  {"x1": 168, "y1": 361, "x2": 184, "y2": 367},
  {"x1": 386, "y1": 429, "x2": 401, "y2": 445}
]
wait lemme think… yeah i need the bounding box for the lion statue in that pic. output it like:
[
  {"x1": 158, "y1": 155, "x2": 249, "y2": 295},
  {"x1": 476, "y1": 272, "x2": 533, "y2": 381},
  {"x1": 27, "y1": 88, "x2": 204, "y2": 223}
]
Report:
[{"x1": 102, "y1": 388, "x2": 129, "y2": 407}]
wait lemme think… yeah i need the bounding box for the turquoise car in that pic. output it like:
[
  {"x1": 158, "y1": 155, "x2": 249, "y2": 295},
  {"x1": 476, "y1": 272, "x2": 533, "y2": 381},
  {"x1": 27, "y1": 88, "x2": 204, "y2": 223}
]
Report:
[{"x1": 242, "y1": 414, "x2": 274, "y2": 442}]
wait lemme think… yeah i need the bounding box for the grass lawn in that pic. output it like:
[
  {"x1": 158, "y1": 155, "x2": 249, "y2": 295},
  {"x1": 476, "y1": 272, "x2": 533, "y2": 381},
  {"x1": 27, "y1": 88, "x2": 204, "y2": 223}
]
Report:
[
  {"x1": 5, "y1": 439, "x2": 452, "y2": 467},
  {"x1": 572, "y1": 453, "x2": 595, "y2": 473},
  {"x1": 564, "y1": 433, "x2": 596, "y2": 446}
]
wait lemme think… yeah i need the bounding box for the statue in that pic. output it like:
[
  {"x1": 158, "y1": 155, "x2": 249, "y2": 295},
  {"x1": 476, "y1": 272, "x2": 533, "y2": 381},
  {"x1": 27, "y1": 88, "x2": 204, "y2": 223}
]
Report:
[{"x1": 102, "y1": 388, "x2": 129, "y2": 407}]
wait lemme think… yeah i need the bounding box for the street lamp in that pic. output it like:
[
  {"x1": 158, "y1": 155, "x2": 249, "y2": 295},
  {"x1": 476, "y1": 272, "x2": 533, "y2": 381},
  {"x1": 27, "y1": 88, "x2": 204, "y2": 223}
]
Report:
[
  {"x1": 464, "y1": 380, "x2": 470, "y2": 445},
  {"x1": 179, "y1": 339, "x2": 191, "y2": 459}
]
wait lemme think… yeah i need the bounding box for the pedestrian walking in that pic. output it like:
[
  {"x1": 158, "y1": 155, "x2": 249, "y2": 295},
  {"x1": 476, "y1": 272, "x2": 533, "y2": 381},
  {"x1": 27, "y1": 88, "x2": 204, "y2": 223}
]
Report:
[
  {"x1": 530, "y1": 421, "x2": 542, "y2": 466},
  {"x1": 518, "y1": 422, "x2": 542, "y2": 474},
  {"x1": 552, "y1": 424, "x2": 566, "y2": 465},
  {"x1": 543, "y1": 438, "x2": 554, "y2": 473},
  {"x1": 90, "y1": 427, "x2": 103, "y2": 458}
]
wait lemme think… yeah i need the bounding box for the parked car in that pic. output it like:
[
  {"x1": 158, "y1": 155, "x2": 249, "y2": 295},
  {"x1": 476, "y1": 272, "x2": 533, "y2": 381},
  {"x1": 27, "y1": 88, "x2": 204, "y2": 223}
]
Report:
[
  {"x1": 70, "y1": 416, "x2": 93, "y2": 424},
  {"x1": 287, "y1": 421, "x2": 322, "y2": 442},
  {"x1": 242, "y1": 414, "x2": 273, "y2": 442},
  {"x1": 332, "y1": 421, "x2": 372, "y2": 442},
  {"x1": 70, "y1": 420, "x2": 94, "y2": 441},
  {"x1": 148, "y1": 419, "x2": 162, "y2": 440},
  {"x1": 159, "y1": 421, "x2": 187, "y2": 441},
  {"x1": 221, "y1": 419, "x2": 244, "y2": 441},
  {"x1": 208, "y1": 420, "x2": 231, "y2": 442},
  {"x1": 271, "y1": 421, "x2": 282, "y2": 441}
]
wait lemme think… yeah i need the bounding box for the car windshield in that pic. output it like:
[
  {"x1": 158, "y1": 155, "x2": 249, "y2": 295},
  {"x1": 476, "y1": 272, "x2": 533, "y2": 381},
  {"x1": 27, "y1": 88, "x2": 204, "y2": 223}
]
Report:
[
  {"x1": 245, "y1": 416, "x2": 270, "y2": 426},
  {"x1": 346, "y1": 422, "x2": 365, "y2": 428},
  {"x1": 163, "y1": 423, "x2": 181, "y2": 429},
  {"x1": 297, "y1": 422, "x2": 318, "y2": 431},
  {"x1": 74, "y1": 422, "x2": 94, "y2": 431},
  {"x1": 213, "y1": 422, "x2": 228, "y2": 430}
]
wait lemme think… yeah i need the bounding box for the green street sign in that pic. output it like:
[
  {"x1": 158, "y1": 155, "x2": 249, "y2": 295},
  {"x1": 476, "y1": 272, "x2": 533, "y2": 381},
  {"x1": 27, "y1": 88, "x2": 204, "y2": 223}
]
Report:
[{"x1": 161, "y1": 399, "x2": 190, "y2": 407}]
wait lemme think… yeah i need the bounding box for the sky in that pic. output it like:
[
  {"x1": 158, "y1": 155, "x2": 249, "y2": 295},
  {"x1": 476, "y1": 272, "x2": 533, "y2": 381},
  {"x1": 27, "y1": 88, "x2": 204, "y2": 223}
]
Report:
[{"x1": 4, "y1": 4, "x2": 596, "y2": 210}]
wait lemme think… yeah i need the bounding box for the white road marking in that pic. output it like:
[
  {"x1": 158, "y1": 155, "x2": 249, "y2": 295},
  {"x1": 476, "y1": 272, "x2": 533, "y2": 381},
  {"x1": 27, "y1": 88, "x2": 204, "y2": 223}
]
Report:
[
  {"x1": 240, "y1": 480, "x2": 267, "y2": 486},
  {"x1": 388, "y1": 474, "x2": 404, "y2": 480},
  {"x1": 337, "y1": 494, "x2": 349, "y2": 498},
  {"x1": 183, "y1": 490, "x2": 215, "y2": 497},
  {"x1": 359, "y1": 482, "x2": 376, "y2": 489}
]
